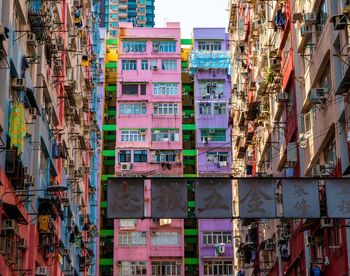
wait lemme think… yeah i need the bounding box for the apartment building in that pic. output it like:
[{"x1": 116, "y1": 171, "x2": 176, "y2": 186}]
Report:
[
  {"x1": 190, "y1": 28, "x2": 234, "y2": 276},
  {"x1": 0, "y1": 0, "x2": 101, "y2": 275},
  {"x1": 229, "y1": 0, "x2": 350, "y2": 275},
  {"x1": 100, "y1": 0, "x2": 155, "y2": 38},
  {"x1": 99, "y1": 22, "x2": 184, "y2": 276}
]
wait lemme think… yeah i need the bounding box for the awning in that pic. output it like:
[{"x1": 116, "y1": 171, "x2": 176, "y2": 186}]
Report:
[{"x1": 2, "y1": 202, "x2": 27, "y2": 225}]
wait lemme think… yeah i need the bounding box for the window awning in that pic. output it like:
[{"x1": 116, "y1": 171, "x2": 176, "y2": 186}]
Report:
[
  {"x1": 2, "y1": 203, "x2": 27, "y2": 225},
  {"x1": 25, "y1": 88, "x2": 40, "y2": 111}
]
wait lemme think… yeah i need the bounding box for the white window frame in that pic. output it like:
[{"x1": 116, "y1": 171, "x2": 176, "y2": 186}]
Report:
[
  {"x1": 118, "y1": 232, "x2": 147, "y2": 246},
  {"x1": 151, "y1": 150, "x2": 180, "y2": 163},
  {"x1": 202, "y1": 231, "x2": 232, "y2": 245},
  {"x1": 151, "y1": 232, "x2": 181, "y2": 246},
  {"x1": 151, "y1": 129, "x2": 179, "y2": 142},
  {"x1": 152, "y1": 261, "x2": 181, "y2": 276},
  {"x1": 118, "y1": 261, "x2": 147, "y2": 276},
  {"x1": 206, "y1": 152, "x2": 229, "y2": 164},
  {"x1": 153, "y1": 83, "x2": 178, "y2": 95},
  {"x1": 122, "y1": 41, "x2": 146, "y2": 52},
  {"x1": 153, "y1": 103, "x2": 179, "y2": 115},
  {"x1": 161, "y1": 59, "x2": 177, "y2": 70},
  {"x1": 203, "y1": 260, "x2": 233, "y2": 276},
  {"x1": 213, "y1": 103, "x2": 226, "y2": 115},
  {"x1": 199, "y1": 102, "x2": 212, "y2": 115},
  {"x1": 120, "y1": 130, "x2": 146, "y2": 142},
  {"x1": 120, "y1": 103, "x2": 147, "y2": 115}
]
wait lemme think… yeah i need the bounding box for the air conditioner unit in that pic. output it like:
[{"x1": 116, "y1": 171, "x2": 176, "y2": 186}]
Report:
[
  {"x1": 309, "y1": 88, "x2": 328, "y2": 105},
  {"x1": 121, "y1": 163, "x2": 133, "y2": 171},
  {"x1": 321, "y1": 218, "x2": 333, "y2": 228},
  {"x1": 175, "y1": 260, "x2": 181, "y2": 265},
  {"x1": 11, "y1": 78, "x2": 25, "y2": 90},
  {"x1": 35, "y1": 266, "x2": 48, "y2": 276},
  {"x1": 209, "y1": 129, "x2": 215, "y2": 134},
  {"x1": 61, "y1": 191, "x2": 69, "y2": 203},
  {"x1": 69, "y1": 160, "x2": 74, "y2": 167},
  {"x1": 99, "y1": 241, "x2": 105, "y2": 246},
  {"x1": 51, "y1": 43, "x2": 59, "y2": 54},
  {"x1": 27, "y1": 33, "x2": 36, "y2": 47},
  {"x1": 312, "y1": 164, "x2": 335, "y2": 176},
  {"x1": 151, "y1": 65, "x2": 158, "y2": 70},
  {"x1": 249, "y1": 222, "x2": 258, "y2": 228},
  {"x1": 141, "y1": 102, "x2": 147, "y2": 108},
  {"x1": 277, "y1": 92, "x2": 288, "y2": 102},
  {"x1": 88, "y1": 187, "x2": 96, "y2": 194},
  {"x1": 18, "y1": 238, "x2": 28, "y2": 249},
  {"x1": 54, "y1": 59, "x2": 63, "y2": 71},
  {"x1": 153, "y1": 103, "x2": 159, "y2": 108},
  {"x1": 29, "y1": 108, "x2": 37, "y2": 120},
  {"x1": 304, "y1": 13, "x2": 316, "y2": 25},
  {"x1": 300, "y1": 25, "x2": 312, "y2": 37},
  {"x1": 139, "y1": 129, "x2": 146, "y2": 135},
  {"x1": 151, "y1": 231, "x2": 156, "y2": 236},
  {"x1": 61, "y1": 248, "x2": 70, "y2": 256},
  {"x1": 2, "y1": 219, "x2": 18, "y2": 233},
  {"x1": 24, "y1": 175, "x2": 34, "y2": 186},
  {"x1": 219, "y1": 161, "x2": 227, "y2": 168},
  {"x1": 56, "y1": 36, "x2": 64, "y2": 51}
]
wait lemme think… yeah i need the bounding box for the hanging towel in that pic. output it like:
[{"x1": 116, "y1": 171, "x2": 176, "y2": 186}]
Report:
[{"x1": 9, "y1": 103, "x2": 26, "y2": 155}]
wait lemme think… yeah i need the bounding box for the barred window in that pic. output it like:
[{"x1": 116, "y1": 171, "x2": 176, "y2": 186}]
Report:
[
  {"x1": 199, "y1": 103, "x2": 212, "y2": 115},
  {"x1": 151, "y1": 129, "x2": 179, "y2": 142},
  {"x1": 153, "y1": 41, "x2": 176, "y2": 52},
  {"x1": 200, "y1": 129, "x2": 226, "y2": 141},
  {"x1": 214, "y1": 103, "x2": 226, "y2": 115},
  {"x1": 120, "y1": 103, "x2": 147, "y2": 115}
]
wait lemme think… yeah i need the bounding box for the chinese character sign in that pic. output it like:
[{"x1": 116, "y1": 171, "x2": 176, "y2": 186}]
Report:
[
  {"x1": 282, "y1": 179, "x2": 320, "y2": 218},
  {"x1": 326, "y1": 179, "x2": 350, "y2": 218},
  {"x1": 195, "y1": 179, "x2": 232, "y2": 218},
  {"x1": 151, "y1": 178, "x2": 188, "y2": 218},
  {"x1": 238, "y1": 179, "x2": 276, "y2": 218},
  {"x1": 107, "y1": 179, "x2": 144, "y2": 218}
]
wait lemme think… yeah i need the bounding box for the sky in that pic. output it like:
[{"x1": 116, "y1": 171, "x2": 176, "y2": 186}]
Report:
[{"x1": 154, "y1": 0, "x2": 229, "y2": 38}]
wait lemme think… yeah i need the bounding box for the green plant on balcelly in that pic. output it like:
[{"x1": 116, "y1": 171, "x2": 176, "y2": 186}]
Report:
[{"x1": 266, "y1": 66, "x2": 274, "y2": 85}]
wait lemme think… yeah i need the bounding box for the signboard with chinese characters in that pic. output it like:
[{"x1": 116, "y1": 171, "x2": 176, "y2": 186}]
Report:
[
  {"x1": 151, "y1": 178, "x2": 188, "y2": 218},
  {"x1": 326, "y1": 179, "x2": 350, "y2": 218},
  {"x1": 195, "y1": 179, "x2": 232, "y2": 218},
  {"x1": 238, "y1": 179, "x2": 276, "y2": 218},
  {"x1": 107, "y1": 179, "x2": 144, "y2": 218},
  {"x1": 282, "y1": 179, "x2": 320, "y2": 218}
]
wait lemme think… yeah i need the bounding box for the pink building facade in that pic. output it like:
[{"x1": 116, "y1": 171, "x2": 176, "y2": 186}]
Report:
[{"x1": 113, "y1": 22, "x2": 184, "y2": 276}]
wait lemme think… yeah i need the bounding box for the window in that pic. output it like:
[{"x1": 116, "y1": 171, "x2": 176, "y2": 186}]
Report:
[
  {"x1": 118, "y1": 232, "x2": 147, "y2": 246},
  {"x1": 153, "y1": 83, "x2": 178, "y2": 95},
  {"x1": 134, "y1": 150, "x2": 147, "y2": 162},
  {"x1": 150, "y1": 59, "x2": 158, "y2": 69},
  {"x1": 111, "y1": 5, "x2": 118, "y2": 10},
  {"x1": 316, "y1": 0, "x2": 328, "y2": 36},
  {"x1": 203, "y1": 261, "x2": 233, "y2": 276},
  {"x1": 199, "y1": 81, "x2": 224, "y2": 99},
  {"x1": 199, "y1": 103, "x2": 212, "y2": 115},
  {"x1": 153, "y1": 103, "x2": 179, "y2": 115},
  {"x1": 151, "y1": 129, "x2": 179, "y2": 142},
  {"x1": 122, "y1": 84, "x2": 138, "y2": 95},
  {"x1": 140, "y1": 84, "x2": 147, "y2": 95},
  {"x1": 120, "y1": 103, "x2": 147, "y2": 115},
  {"x1": 325, "y1": 140, "x2": 336, "y2": 165},
  {"x1": 214, "y1": 103, "x2": 226, "y2": 115},
  {"x1": 119, "y1": 150, "x2": 131, "y2": 163},
  {"x1": 118, "y1": 261, "x2": 147, "y2": 276},
  {"x1": 202, "y1": 232, "x2": 232, "y2": 245},
  {"x1": 200, "y1": 129, "x2": 226, "y2": 141},
  {"x1": 153, "y1": 41, "x2": 176, "y2": 52},
  {"x1": 151, "y1": 232, "x2": 181, "y2": 246},
  {"x1": 206, "y1": 152, "x2": 229, "y2": 163},
  {"x1": 151, "y1": 150, "x2": 180, "y2": 162},
  {"x1": 198, "y1": 41, "x2": 222, "y2": 51},
  {"x1": 120, "y1": 130, "x2": 146, "y2": 142},
  {"x1": 122, "y1": 59, "x2": 137, "y2": 70},
  {"x1": 152, "y1": 261, "x2": 181, "y2": 276},
  {"x1": 122, "y1": 41, "x2": 146, "y2": 52},
  {"x1": 319, "y1": 65, "x2": 331, "y2": 91},
  {"x1": 161, "y1": 60, "x2": 177, "y2": 70},
  {"x1": 141, "y1": 60, "x2": 149, "y2": 70}
]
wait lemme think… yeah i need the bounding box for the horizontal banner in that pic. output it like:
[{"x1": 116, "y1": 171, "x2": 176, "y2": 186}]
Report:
[{"x1": 106, "y1": 178, "x2": 350, "y2": 219}]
